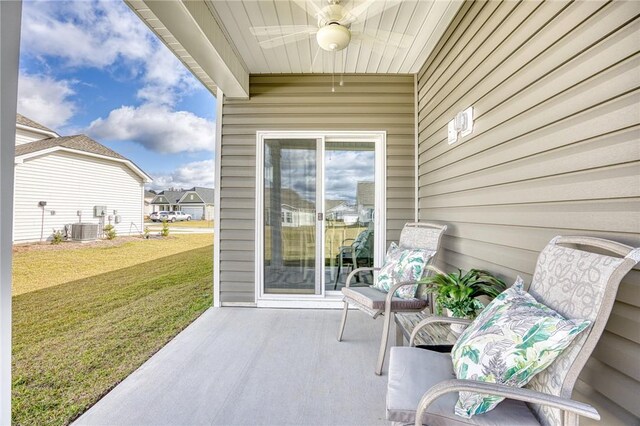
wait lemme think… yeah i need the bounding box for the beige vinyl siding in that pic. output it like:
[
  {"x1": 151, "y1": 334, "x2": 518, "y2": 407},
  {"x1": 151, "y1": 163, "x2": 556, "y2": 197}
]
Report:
[
  {"x1": 13, "y1": 151, "x2": 144, "y2": 242},
  {"x1": 416, "y1": 0, "x2": 639, "y2": 423},
  {"x1": 219, "y1": 74, "x2": 415, "y2": 304}
]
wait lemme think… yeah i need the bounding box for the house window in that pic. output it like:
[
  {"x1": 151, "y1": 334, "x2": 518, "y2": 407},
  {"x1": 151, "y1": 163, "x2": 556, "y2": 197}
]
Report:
[
  {"x1": 190, "y1": 194, "x2": 194, "y2": 200},
  {"x1": 285, "y1": 212, "x2": 293, "y2": 223}
]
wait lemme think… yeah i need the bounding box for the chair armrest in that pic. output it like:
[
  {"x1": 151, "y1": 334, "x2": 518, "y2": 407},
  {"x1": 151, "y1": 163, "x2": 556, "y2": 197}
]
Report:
[
  {"x1": 414, "y1": 379, "x2": 600, "y2": 426},
  {"x1": 382, "y1": 281, "x2": 426, "y2": 317},
  {"x1": 409, "y1": 316, "x2": 472, "y2": 346},
  {"x1": 341, "y1": 238, "x2": 356, "y2": 245},
  {"x1": 345, "y1": 267, "x2": 380, "y2": 288}
]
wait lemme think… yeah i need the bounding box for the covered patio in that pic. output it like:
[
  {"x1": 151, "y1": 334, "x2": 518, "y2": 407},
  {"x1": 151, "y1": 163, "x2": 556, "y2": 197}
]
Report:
[
  {"x1": 75, "y1": 308, "x2": 389, "y2": 425},
  {"x1": 0, "y1": 0, "x2": 638, "y2": 424},
  {"x1": 73, "y1": 307, "x2": 623, "y2": 426}
]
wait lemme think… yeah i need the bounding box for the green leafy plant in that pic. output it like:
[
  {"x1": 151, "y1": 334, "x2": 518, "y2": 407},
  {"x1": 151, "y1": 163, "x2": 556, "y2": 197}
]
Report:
[
  {"x1": 160, "y1": 220, "x2": 170, "y2": 237},
  {"x1": 143, "y1": 226, "x2": 150, "y2": 239},
  {"x1": 421, "y1": 268, "x2": 507, "y2": 318},
  {"x1": 103, "y1": 224, "x2": 117, "y2": 240},
  {"x1": 51, "y1": 229, "x2": 64, "y2": 245}
]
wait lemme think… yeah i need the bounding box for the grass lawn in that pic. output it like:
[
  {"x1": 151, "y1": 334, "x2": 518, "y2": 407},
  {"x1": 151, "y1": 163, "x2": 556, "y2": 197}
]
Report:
[
  {"x1": 12, "y1": 244, "x2": 213, "y2": 426},
  {"x1": 12, "y1": 234, "x2": 213, "y2": 295},
  {"x1": 145, "y1": 219, "x2": 214, "y2": 229}
]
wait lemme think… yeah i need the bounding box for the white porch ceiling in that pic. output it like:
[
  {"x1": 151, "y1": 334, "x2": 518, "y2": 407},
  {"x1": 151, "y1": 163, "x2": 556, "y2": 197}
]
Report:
[{"x1": 207, "y1": 0, "x2": 463, "y2": 74}]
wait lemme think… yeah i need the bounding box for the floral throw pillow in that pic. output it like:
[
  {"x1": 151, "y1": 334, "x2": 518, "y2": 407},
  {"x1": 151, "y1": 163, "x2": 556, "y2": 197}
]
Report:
[
  {"x1": 372, "y1": 242, "x2": 435, "y2": 299},
  {"x1": 450, "y1": 277, "x2": 591, "y2": 418}
]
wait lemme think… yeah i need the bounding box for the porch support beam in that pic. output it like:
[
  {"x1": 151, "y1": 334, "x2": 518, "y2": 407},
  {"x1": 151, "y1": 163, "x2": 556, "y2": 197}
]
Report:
[
  {"x1": 0, "y1": 1, "x2": 21, "y2": 423},
  {"x1": 126, "y1": 0, "x2": 249, "y2": 99}
]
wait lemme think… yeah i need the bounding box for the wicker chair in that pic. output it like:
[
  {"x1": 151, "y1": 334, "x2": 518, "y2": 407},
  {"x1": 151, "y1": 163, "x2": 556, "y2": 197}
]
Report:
[
  {"x1": 386, "y1": 236, "x2": 640, "y2": 426},
  {"x1": 337, "y1": 222, "x2": 447, "y2": 375}
]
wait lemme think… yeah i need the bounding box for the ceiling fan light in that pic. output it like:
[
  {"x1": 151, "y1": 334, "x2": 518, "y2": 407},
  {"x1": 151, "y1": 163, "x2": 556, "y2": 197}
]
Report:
[{"x1": 316, "y1": 24, "x2": 351, "y2": 51}]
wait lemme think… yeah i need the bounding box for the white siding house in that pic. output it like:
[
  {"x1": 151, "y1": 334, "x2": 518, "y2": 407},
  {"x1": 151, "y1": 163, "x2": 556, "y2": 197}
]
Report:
[{"x1": 13, "y1": 115, "x2": 152, "y2": 242}]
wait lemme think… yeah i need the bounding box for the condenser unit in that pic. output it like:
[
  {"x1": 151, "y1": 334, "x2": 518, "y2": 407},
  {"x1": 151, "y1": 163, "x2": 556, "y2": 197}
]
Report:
[{"x1": 71, "y1": 223, "x2": 99, "y2": 241}]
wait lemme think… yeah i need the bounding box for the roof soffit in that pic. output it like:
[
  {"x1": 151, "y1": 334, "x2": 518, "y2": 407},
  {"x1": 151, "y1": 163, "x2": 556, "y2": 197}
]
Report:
[{"x1": 125, "y1": 0, "x2": 249, "y2": 98}]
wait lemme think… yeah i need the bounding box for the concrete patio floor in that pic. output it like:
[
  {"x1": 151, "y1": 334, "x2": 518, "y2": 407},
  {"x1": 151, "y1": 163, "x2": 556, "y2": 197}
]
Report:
[{"x1": 74, "y1": 307, "x2": 390, "y2": 425}]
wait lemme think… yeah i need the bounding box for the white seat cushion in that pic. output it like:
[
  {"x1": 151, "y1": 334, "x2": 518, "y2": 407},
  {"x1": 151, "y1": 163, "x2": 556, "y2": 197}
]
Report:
[{"x1": 387, "y1": 346, "x2": 540, "y2": 425}]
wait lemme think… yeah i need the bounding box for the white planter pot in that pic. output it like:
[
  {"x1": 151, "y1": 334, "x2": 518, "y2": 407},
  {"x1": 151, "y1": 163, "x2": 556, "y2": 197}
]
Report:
[{"x1": 446, "y1": 309, "x2": 469, "y2": 335}]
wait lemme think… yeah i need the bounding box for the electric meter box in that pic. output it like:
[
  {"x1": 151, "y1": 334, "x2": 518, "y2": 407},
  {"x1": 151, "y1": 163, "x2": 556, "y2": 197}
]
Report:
[{"x1": 94, "y1": 206, "x2": 107, "y2": 217}]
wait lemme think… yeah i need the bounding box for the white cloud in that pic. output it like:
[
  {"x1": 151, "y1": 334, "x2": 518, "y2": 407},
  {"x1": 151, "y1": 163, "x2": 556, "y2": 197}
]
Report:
[
  {"x1": 21, "y1": 0, "x2": 198, "y2": 107},
  {"x1": 87, "y1": 104, "x2": 215, "y2": 154},
  {"x1": 149, "y1": 160, "x2": 215, "y2": 191},
  {"x1": 17, "y1": 72, "x2": 77, "y2": 130},
  {"x1": 21, "y1": 1, "x2": 151, "y2": 68}
]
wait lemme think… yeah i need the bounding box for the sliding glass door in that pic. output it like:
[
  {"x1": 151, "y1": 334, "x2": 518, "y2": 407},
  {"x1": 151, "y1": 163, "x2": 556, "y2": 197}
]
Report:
[
  {"x1": 324, "y1": 141, "x2": 376, "y2": 291},
  {"x1": 257, "y1": 132, "x2": 385, "y2": 303},
  {"x1": 263, "y1": 138, "x2": 319, "y2": 295}
]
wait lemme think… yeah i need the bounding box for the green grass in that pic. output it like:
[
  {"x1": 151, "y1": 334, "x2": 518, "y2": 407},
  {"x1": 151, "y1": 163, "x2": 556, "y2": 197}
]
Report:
[
  {"x1": 12, "y1": 245, "x2": 213, "y2": 426},
  {"x1": 145, "y1": 219, "x2": 214, "y2": 228},
  {"x1": 12, "y1": 234, "x2": 213, "y2": 295}
]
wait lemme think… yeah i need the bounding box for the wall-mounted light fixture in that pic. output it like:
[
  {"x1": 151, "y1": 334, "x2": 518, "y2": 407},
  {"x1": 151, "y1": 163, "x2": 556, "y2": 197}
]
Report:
[{"x1": 448, "y1": 106, "x2": 474, "y2": 145}]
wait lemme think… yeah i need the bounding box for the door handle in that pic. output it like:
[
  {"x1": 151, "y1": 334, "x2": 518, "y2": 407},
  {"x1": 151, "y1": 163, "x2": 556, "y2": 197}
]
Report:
[{"x1": 317, "y1": 213, "x2": 324, "y2": 221}]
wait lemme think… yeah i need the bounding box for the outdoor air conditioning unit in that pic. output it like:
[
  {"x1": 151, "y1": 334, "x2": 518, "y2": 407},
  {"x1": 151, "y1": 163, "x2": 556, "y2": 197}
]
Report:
[{"x1": 71, "y1": 223, "x2": 99, "y2": 241}]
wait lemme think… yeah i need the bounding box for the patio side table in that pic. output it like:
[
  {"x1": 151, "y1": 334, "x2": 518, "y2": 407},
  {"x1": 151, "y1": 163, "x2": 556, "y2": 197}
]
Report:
[{"x1": 394, "y1": 312, "x2": 461, "y2": 349}]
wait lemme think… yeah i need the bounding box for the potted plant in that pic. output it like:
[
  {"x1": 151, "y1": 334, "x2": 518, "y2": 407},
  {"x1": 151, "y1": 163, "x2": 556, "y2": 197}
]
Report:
[{"x1": 420, "y1": 267, "x2": 507, "y2": 333}]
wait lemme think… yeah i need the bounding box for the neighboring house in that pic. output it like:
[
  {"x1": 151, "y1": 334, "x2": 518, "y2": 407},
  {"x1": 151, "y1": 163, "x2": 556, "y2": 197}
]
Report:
[
  {"x1": 151, "y1": 187, "x2": 214, "y2": 220},
  {"x1": 263, "y1": 188, "x2": 315, "y2": 228},
  {"x1": 13, "y1": 114, "x2": 152, "y2": 242},
  {"x1": 144, "y1": 190, "x2": 156, "y2": 217},
  {"x1": 325, "y1": 200, "x2": 358, "y2": 225}
]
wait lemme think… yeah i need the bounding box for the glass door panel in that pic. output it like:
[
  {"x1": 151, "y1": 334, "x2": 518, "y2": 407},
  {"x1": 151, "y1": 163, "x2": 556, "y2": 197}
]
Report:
[
  {"x1": 263, "y1": 138, "x2": 318, "y2": 294},
  {"x1": 324, "y1": 141, "x2": 376, "y2": 291}
]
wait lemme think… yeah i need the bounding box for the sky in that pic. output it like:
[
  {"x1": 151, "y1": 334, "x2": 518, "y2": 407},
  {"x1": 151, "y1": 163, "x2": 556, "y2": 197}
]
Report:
[{"x1": 16, "y1": 0, "x2": 216, "y2": 191}]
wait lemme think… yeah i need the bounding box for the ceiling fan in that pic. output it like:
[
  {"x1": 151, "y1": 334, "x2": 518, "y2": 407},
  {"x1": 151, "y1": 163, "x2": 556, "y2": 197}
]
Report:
[{"x1": 249, "y1": 0, "x2": 409, "y2": 77}]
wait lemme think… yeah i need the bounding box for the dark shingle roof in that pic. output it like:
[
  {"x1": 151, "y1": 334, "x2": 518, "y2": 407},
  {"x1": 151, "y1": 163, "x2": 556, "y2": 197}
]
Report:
[
  {"x1": 193, "y1": 187, "x2": 215, "y2": 204},
  {"x1": 264, "y1": 188, "x2": 315, "y2": 210},
  {"x1": 153, "y1": 190, "x2": 184, "y2": 204},
  {"x1": 15, "y1": 135, "x2": 127, "y2": 160},
  {"x1": 153, "y1": 187, "x2": 215, "y2": 205},
  {"x1": 16, "y1": 114, "x2": 57, "y2": 135}
]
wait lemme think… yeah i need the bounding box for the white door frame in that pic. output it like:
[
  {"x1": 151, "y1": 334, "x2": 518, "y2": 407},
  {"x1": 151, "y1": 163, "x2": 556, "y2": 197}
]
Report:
[{"x1": 255, "y1": 131, "x2": 386, "y2": 308}]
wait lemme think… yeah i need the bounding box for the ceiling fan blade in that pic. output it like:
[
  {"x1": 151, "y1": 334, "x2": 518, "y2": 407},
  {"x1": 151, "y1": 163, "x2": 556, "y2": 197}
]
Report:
[
  {"x1": 343, "y1": 0, "x2": 403, "y2": 25},
  {"x1": 250, "y1": 25, "x2": 318, "y2": 38},
  {"x1": 351, "y1": 29, "x2": 410, "y2": 49},
  {"x1": 257, "y1": 31, "x2": 315, "y2": 49},
  {"x1": 310, "y1": 45, "x2": 321, "y2": 73},
  {"x1": 291, "y1": 0, "x2": 325, "y2": 20}
]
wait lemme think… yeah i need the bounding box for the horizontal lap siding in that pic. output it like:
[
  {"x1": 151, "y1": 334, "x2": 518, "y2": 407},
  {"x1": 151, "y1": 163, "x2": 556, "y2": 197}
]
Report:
[
  {"x1": 13, "y1": 152, "x2": 143, "y2": 242},
  {"x1": 15, "y1": 128, "x2": 47, "y2": 146},
  {"x1": 417, "y1": 0, "x2": 640, "y2": 423},
  {"x1": 220, "y1": 74, "x2": 415, "y2": 304}
]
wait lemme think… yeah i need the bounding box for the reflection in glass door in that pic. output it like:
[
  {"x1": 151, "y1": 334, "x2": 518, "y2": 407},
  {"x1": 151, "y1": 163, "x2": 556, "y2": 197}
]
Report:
[
  {"x1": 263, "y1": 139, "x2": 318, "y2": 294},
  {"x1": 324, "y1": 141, "x2": 376, "y2": 291}
]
